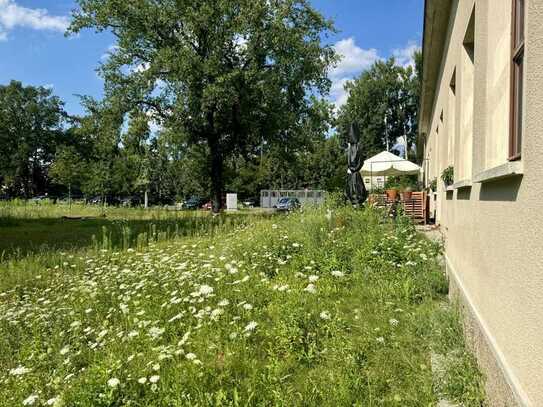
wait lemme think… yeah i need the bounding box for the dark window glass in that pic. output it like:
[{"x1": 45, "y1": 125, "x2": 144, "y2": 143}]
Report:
[{"x1": 510, "y1": 0, "x2": 525, "y2": 160}]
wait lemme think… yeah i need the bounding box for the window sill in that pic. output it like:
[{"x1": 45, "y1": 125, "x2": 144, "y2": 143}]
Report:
[
  {"x1": 452, "y1": 179, "x2": 472, "y2": 189},
  {"x1": 473, "y1": 162, "x2": 524, "y2": 183},
  {"x1": 444, "y1": 179, "x2": 472, "y2": 191}
]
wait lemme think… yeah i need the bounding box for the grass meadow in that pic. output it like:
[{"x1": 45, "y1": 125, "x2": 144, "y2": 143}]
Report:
[
  {"x1": 0, "y1": 201, "x2": 266, "y2": 260},
  {"x1": 0, "y1": 202, "x2": 484, "y2": 406}
]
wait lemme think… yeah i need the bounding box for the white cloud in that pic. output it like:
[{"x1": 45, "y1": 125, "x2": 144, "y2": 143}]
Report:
[
  {"x1": 328, "y1": 37, "x2": 381, "y2": 108},
  {"x1": 0, "y1": 0, "x2": 69, "y2": 40},
  {"x1": 392, "y1": 40, "x2": 420, "y2": 68},
  {"x1": 330, "y1": 77, "x2": 351, "y2": 108},
  {"x1": 328, "y1": 38, "x2": 422, "y2": 108},
  {"x1": 331, "y1": 38, "x2": 379, "y2": 79}
]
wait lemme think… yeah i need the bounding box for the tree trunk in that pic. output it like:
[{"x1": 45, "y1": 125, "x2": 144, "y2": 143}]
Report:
[
  {"x1": 208, "y1": 137, "x2": 223, "y2": 214},
  {"x1": 68, "y1": 184, "x2": 72, "y2": 209},
  {"x1": 144, "y1": 189, "x2": 149, "y2": 209}
]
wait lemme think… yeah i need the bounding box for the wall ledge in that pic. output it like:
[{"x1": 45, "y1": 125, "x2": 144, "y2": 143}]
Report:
[
  {"x1": 474, "y1": 162, "x2": 524, "y2": 183},
  {"x1": 452, "y1": 179, "x2": 472, "y2": 189}
]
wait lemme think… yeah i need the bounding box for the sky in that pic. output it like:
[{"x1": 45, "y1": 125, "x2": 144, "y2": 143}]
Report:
[{"x1": 0, "y1": 0, "x2": 424, "y2": 117}]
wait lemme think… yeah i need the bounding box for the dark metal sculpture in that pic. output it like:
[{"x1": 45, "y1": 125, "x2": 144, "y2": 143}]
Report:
[{"x1": 345, "y1": 123, "x2": 368, "y2": 207}]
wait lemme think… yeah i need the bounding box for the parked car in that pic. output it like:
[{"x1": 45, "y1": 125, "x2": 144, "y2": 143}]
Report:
[
  {"x1": 87, "y1": 196, "x2": 103, "y2": 205},
  {"x1": 121, "y1": 196, "x2": 142, "y2": 207},
  {"x1": 182, "y1": 196, "x2": 205, "y2": 210},
  {"x1": 274, "y1": 197, "x2": 301, "y2": 212},
  {"x1": 30, "y1": 195, "x2": 49, "y2": 203}
]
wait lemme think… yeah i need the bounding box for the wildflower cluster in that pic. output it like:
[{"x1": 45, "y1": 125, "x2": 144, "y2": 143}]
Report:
[{"x1": 0, "y1": 206, "x2": 481, "y2": 406}]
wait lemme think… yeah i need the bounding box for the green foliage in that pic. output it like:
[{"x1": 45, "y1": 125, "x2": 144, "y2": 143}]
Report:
[
  {"x1": 441, "y1": 166, "x2": 454, "y2": 186},
  {"x1": 49, "y1": 146, "x2": 83, "y2": 199},
  {"x1": 337, "y1": 53, "x2": 422, "y2": 160},
  {"x1": 68, "y1": 0, "x2": 338, "y2": 211},
  {"x1": 384, "y1": 175, "x2": 419, "y2": 191},
  {"x1": 0, "y1": 81, "x2": 67, "y2": 197},
  {"x1": 0, "y1": 206, "x2": 484, "y2": 405}
]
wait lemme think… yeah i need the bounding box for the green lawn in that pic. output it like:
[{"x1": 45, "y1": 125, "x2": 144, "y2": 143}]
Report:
[
  {"x1": 0, "y1": 202, "x2": 266, "y2": 260},
  {"x1": 0, "y1": 204, "x2": 484, "y2": 406}
]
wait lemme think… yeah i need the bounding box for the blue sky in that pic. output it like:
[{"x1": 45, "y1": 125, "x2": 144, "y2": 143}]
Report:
[{"x1": 0, "y1": 0, "x2": 423, "y2": 116}]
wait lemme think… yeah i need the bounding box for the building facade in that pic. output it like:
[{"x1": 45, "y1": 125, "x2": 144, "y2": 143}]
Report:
[{"x1": 420, "y1": 0, "x2": 543, "y2": 405}]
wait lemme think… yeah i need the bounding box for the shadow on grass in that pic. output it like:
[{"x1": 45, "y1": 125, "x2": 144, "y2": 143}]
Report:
[{"x1": 0, "y1": 214, "x2": 259, "y2": 260}]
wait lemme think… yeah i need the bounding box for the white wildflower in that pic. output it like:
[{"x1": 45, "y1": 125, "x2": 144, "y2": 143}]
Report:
[
  {"x1": 376, "y1": 336, "x2": 385, "y2": 344},
  {"x1": 210, "y1": 308, "x2": 223, "y2": 319},
  {"x1": 148, "y1": 326, "x2": 165, "y2": 340},
  {"x1": 198, "y1": 285, "x2": 214, "y2": 296},
  {"x1": 389, "y1": 318, "x2": 399, "y2": 327},
  {"x1": 9, "y1": 365, "x2": 31, "y2": 376},
  {"x1": 128, "y1": 330, "x2": 139, "y2": 338},
  {"x1": 167, "y1": 313, "x2": 183, "y2": 323},
  {"x1": 304, "y1": 284, "x2": 317, "y2": 294},
  {"x1": 70, "y1": 321, "x2": 81, "y2": 329},
  {"x1": 149, "y1": 375, "x2": 160, "y2": 383},
  {"x1": 243, "y1": 303, "x2": 253, "y2": 311},
  {"x1": 308, "y1": 275, "x2": 319, "y2": 283},
  {"x1": 60, "y1": 346, "x2": 70, "y2": 355},
  {"x1": 244, "y1": 321, "x2": 258, "y2": 332},
  {"x1": 46, "y1": 397, "x2": 59, "y2": 406},
  {"x1": 319, "y1": 311, "x2": 331, "y2": 321},
  {"x1": 138, "y1": 377, "x2": 147, "y2": 384},
  {"x1": 22, "y1": 394, "x2": 38, "y2": 406},
  {"x1": 185, "y1": 353, "x2": 197, "y2": 361},
  {"x1": 107, "y1": 377, "x2": 120, "y2": 388},
  {"x1": 331, "y1": 270, "x2": 345, "y2": 278}
]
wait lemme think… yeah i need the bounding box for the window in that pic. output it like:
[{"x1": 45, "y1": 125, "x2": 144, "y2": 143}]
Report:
[
  {"x1": 460, "y1": 9, "x2": 475, "y2": 181},
  {"x1": 510, "y1": 0, "x2": 524, "y2": 160},
  {"x1": 449, "y1": 70, "x2": 456, "y2": 166}
]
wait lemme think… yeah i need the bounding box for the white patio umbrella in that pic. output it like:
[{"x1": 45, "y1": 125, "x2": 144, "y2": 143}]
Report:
[{"x1": 360, "y1": 151, "x2": 420, "y2": 177}]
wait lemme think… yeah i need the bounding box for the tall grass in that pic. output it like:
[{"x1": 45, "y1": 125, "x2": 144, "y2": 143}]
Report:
[
  {"x1": 0, "y1": 201, "x2": 270, "y2": 260},
  {"x1": 0, "y1": 199, "x2": 213, "y2": 220},
  {"x1": 0, "y1": 204, "x2": 484, "y2": 406}
]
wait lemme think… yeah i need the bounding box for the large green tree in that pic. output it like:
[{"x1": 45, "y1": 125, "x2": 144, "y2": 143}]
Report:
[
  {"x1": 69, "y1": 0, "x2": 337, "y2": 212},
  {"x1": 0, "y1": 81, "x2": 67, "y2": 197},
  {"x1": 73, "y1": 98, "x2": 124, "y2": 203},
  {"x1": 49, "y1": 146, "x2": 83, "y2": 205},
  {"x1": 337, "y1": 53, "x2": 421, "y2": 160}
]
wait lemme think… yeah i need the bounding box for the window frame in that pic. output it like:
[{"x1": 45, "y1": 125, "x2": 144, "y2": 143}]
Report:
[{"x1": 509, "y1": 0, "x2": 525, "y2": 161}]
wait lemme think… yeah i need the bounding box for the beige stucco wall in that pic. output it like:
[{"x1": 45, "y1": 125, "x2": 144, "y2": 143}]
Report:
[{"x1": 424, "y1": 0, "x2": 543, "y2": 405}]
